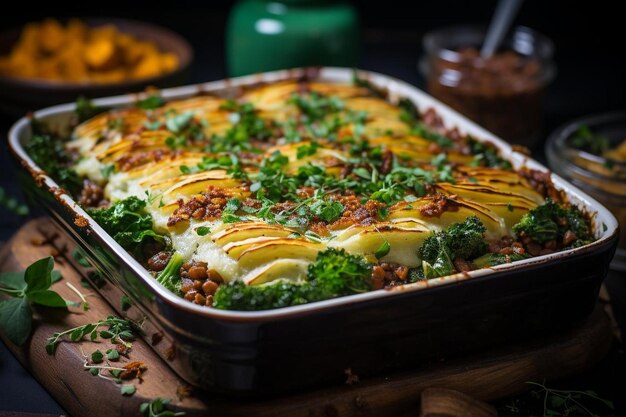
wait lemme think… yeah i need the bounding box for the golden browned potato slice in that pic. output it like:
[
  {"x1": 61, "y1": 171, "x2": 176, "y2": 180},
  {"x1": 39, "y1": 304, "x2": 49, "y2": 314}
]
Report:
[
  {"x1": 331, "y1": 223, "x2": 430, "y2": 267},
  {"x1": 244, "y1": 259, "x2": 310, "y2": 286},
  {"x1": 237, "y1": 239, "x2": 323, "y2": 268},
  {"x1": 213, "y1": 223, "x2": 296, "y2": 246}
]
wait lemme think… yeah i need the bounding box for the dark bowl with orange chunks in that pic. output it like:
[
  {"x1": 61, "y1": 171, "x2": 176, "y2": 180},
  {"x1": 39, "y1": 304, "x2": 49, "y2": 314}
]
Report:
[{"x1": 0, "y1": 18, "x2": 192, "y2": 116}]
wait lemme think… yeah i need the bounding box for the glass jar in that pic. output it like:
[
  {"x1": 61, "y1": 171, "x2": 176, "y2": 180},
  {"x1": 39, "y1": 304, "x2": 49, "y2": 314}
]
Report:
[
  {"x1": 546, "y1": 111, "x2": 626, "y2": 271},
  {"x1": 226, "y1": 0, "x2": 359, "y2": 77},
  {"x1": 420, "y1": 25, "x2": 556, "y2": 145}
]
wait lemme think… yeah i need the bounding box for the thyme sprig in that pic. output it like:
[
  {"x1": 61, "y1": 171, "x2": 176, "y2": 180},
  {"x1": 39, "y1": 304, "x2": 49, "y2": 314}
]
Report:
[{"x1": 45, "y1": 315, "x2": 140, "y2": 355}]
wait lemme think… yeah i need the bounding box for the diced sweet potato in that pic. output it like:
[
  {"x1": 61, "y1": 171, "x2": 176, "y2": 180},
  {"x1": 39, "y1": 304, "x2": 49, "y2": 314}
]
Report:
[{"x1": 0, "y1": 18, "x2": 179, "y2": 83}]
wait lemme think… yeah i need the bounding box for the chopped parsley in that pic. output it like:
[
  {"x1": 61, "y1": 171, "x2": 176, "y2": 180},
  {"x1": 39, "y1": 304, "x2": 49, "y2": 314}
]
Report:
[{"x1": 136, "y1": 94, "x2": 165, "y2": 110}]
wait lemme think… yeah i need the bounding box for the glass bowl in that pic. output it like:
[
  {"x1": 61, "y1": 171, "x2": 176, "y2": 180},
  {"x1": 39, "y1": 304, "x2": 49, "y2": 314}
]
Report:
[{"x1": 546, "y1": 111, "x2": 626, "y2": 271}]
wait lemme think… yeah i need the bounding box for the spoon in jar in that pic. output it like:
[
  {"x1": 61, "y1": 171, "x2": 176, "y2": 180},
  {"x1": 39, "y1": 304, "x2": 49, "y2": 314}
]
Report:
[{"x1": 481, "y1": 0, "x2": 524, "y2": 58}]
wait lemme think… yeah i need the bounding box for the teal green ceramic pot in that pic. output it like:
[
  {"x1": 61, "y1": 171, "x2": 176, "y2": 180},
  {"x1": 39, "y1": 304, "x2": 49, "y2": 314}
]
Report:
[{"x1": 226, "y1": 0, "x2": 359, "y2": 77}]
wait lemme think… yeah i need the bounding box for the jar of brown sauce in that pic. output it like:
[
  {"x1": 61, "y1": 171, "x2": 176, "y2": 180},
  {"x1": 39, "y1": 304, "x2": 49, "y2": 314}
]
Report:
[{"x1": 420, "y1": 26, "x2": 556, "y2": 145}]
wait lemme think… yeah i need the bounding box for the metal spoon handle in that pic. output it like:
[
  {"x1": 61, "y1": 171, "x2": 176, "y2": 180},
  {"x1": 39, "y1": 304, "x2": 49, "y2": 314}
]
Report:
[{"x1": 481, "y1": 0, "x2": 524, "y2": 58}]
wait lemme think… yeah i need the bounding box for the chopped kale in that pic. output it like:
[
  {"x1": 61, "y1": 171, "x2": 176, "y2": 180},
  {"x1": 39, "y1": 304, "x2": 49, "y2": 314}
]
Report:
[
  {"x1": 26, "y1": 124, "x2": 82, "y2": 196},
  {"x1": 418, "y1": 216, "x2": 488, "y2": 278},
  {"x1": 87, "y1": 197, "x2": 164, "y2": 256},
  {"x1": 512, "y1": 200, "x2": 593, "y2": 247}
]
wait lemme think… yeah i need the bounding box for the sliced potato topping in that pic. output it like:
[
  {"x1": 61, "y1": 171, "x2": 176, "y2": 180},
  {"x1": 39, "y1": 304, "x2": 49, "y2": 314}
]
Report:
[{"x1": 69, "y1": 80, "x2": 545, "y2": 288}]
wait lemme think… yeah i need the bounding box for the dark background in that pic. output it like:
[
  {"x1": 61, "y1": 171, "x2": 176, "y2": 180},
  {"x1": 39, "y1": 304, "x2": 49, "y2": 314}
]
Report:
[{"x1": 0, "y1": 1, "x2": 625, "y2": 415}]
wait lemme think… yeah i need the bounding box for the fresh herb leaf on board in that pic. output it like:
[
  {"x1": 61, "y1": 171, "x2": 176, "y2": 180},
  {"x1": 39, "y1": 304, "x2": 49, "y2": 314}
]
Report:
[
  {"x1": 526, "y1": 381, "x2": 614, "y2": 417},
  {"x1": 46, "y1": 315, "x2": 138, "y2": 354},
  {"x1": 140, "y1": 398, "x2": 186, "y2": 417},
  {"x1": 0, "y1": 257, "x2": 68, "y2": 346},
  {"x1": 121, "y1": 384, "x2": 136, "y2": 396}
]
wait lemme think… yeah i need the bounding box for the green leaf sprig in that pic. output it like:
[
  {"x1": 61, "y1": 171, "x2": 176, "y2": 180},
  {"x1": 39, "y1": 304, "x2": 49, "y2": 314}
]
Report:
[
  {"x1": 136, "y1": 94, "x2": 165, "y2": 110},
  {"x1": 0, "y1": 257, "x2": 67, "y2": 346},
  {"x1": 527, "y1": 381, "x2": 614, "y2": 417},
  {"x1": 45, "y1": 315, "x2": 137, "y2": 355},
  {"x1": 140, "y1": 398, "x2": 186, "y2": 417}
]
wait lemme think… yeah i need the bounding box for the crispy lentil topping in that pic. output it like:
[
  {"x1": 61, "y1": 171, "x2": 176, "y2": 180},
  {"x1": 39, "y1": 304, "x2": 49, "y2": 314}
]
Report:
[
  {"x1": 79, "y1": 179, "x2": 107, "y2": 207},
  {"x1": 418, "y1": 194, "x2": 460, "y2": 218},
  {"x1": 330, "y1": 196, "x2": 386, "y2": 229},
  {"x1": 371, "y1": 262, "x2": 411, "y2": 289},
  {"x1": 168, "y1": 187, "x2": 240, "y2": 226},
  {"x1": 180, "y1": 261, "x2": 223, "y2": 306}
]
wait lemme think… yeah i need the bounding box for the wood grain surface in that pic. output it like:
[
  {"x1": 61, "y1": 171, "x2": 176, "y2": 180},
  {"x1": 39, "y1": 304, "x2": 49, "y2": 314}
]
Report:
[{"x1": 0, "y1": 219, "x2": 614, "y2": 417}]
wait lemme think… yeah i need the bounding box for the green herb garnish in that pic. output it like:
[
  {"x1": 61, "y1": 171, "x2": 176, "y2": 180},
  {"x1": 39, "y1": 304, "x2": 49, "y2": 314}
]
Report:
[
  {"x1": 91, "y1": 349, "x2": 104, "y2": 363},
  {"x1": 208, "y1": 100, "x2": 274, "y2": 153},
  {"x1": 120, "y1": 295, "x2": 132, "y2": 311},
  {"x1": 121, "y1": 384, "x2": 136, "y2": 396},
  {"x1": 45, "y1": 316, "x2": 137, "y2": 355},
  {"x1": 100, "y1": 164, "x2": 115, "y2": 179},
  {"x1": 296, "y1": 142, "x2": 320, "y2": 159},
  {"x1": 374, "y1": 240, "x2": 391, "y2": 259},
  {"x1": 165, "y1": 111, "x2": 195, "y2": 133},
  {"x1": 196, "y1": 226, "x2": 211, "y2": 236},
  {"x1": 526, "y1": 381, "x2": 614, "y2": 417},
  {"x1": 140, "y1": 398, "x2": 185, "y2": 417},
  {"x1": 106, "y1": 348, "x2": 120, "y2": 361},
  {"x1": 137, "y1": 94, "x2": 165, "y2": 110},
  {"x1": 0, "y1": 257, "x2": 67, "y2": 346}
]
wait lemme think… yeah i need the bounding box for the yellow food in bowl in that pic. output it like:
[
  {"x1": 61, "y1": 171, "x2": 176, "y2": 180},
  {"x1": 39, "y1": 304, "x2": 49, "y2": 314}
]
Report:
[
  {"x1": 604, "y1": 138, "x2": 626, "y2": 162},
  {"x1": 0, "y1": 18, "x2": 179, "y2": 84}
]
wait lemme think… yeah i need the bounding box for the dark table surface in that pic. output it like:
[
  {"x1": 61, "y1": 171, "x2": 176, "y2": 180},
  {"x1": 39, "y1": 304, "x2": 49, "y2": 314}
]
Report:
[{"x1": 1, "y1": 2, "x2": 625, "y2": 416}]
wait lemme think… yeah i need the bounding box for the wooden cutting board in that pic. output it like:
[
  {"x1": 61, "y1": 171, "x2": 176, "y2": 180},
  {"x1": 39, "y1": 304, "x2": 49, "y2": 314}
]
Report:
[{"x1": 0, "y1": 218, "x2": 614, "y2": 417}]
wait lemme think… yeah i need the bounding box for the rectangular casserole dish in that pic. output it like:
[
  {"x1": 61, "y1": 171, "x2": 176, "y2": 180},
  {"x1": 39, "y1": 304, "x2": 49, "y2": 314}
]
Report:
[{"x1": 8, "y1": 67, "x2": 619, "y2": 396}]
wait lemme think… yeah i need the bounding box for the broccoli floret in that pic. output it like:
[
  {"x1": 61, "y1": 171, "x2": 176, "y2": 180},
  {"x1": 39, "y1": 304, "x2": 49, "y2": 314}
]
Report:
[
  {"x1": 418, "y1": 216, "x2": 488, "y2": 279},
  {"x1": 213, "y1": 248, "x2": 372, "y2": 311},
  {"x1": 307, "y1": 248, "x2": 372, "y2": 295},
  {"x1": 213, "y1": 280, "x2": 311, "y2": 311},
  {"x1": 157, "y1": 252, "x2": 184, "y2": 294},
  {"x1": 87, "y1": 197, "x2": 164, "y2": 256},
  {"x1": 512, "y1": 200, "x2": 593, "y2": 247},
  {"x1": 472, "y1": 252, "x2": 529, "y2": 268}
]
